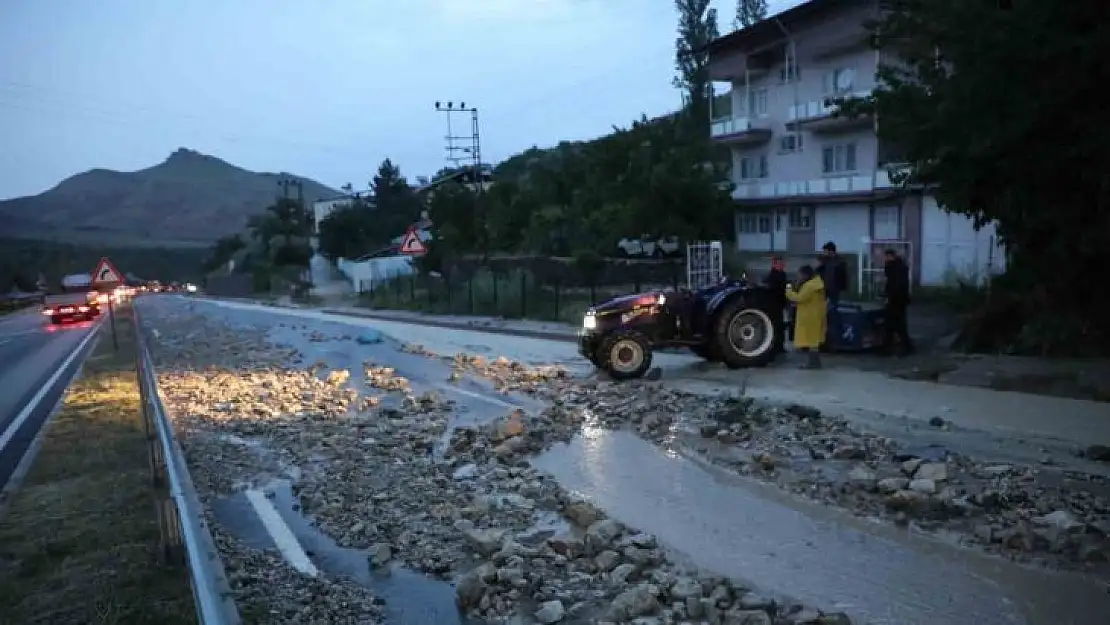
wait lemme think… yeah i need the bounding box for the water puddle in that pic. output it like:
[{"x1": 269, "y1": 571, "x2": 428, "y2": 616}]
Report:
[
  {"x1": 530, "y1": 429, "x2": 1110, "y2": 625},
  {"x1": 214, "y1": 480, "x2": 475, "y2": 625}
]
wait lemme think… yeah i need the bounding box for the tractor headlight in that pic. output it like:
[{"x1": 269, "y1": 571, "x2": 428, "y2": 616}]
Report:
[
  {"x1": 583, "y1": 313, "x2": 597, "y2": 330},
  {"x1": 656, "y1": 294, "x2": 666, "y2": 306}
]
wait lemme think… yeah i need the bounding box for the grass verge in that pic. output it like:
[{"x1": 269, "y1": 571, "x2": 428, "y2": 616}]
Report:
[{"x1": 0, "y1": 308, "x2": 196, "y2": 625}]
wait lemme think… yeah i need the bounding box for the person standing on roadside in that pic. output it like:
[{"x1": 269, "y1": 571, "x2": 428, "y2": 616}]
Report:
[
  {"x1": 762, "y1": 255, "x2": 788, "y2": 354},
  {"x1": 816, "y1": 241, "x2": 849, "y2": 350},
  {"x1": 881, "y1": 248, "x2": 915, "y2": 355},
  {"x1": 786, "y1": 265, "x2": 827, "y2": 369}
]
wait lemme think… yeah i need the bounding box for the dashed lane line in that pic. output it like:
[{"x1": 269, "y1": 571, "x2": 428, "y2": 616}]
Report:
[{"x1": 244, "y1": 488, "x2": 319, "y2": 577}]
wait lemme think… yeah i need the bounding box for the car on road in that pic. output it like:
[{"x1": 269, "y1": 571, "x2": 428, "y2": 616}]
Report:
[{"x1": 41, "y1": 293, "x2": 97, "y2": 325}]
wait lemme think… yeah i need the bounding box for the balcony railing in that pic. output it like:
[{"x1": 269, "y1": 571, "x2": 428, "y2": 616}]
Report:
[
  {"x1": 711, "y1": 116, "x2": 756, "y2": 137},
  {"x1": 787, "y1": 90, "x2": 872, "y2": 123},
  {"x1": 710, "y1": 116, "x2": 772, "y2": 145},
  {"x1": 732, "y1": 173, "x2": 876, "y2": 199}
]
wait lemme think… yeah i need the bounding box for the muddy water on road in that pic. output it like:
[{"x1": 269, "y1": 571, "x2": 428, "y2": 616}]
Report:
[{"x1": 532, "y1": 428, "x2": 1110, "y2": 625}]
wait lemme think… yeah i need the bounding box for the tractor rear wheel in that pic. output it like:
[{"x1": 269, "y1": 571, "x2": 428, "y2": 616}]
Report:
[
  {"x1": 597, "y1": 331, "x2": 653, "y2": 380},
  {"x1": 713, "y1": 295, "x2": 778, "y2": 369}
]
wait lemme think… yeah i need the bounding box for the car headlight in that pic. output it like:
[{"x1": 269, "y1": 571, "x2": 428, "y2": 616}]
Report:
[{"x1": 583, "y1": 314, "x2": 597, "y2": 330}]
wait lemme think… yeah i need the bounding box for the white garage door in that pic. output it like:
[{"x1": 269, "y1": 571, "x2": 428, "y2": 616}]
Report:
[{"x1": 920, "y1": 197, "x2": 1005, "y2": 286}]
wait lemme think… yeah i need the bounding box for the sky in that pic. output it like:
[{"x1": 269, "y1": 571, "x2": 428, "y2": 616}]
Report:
[{"x1": 0, "y1": 0, "x2": 800, "y2": 199}]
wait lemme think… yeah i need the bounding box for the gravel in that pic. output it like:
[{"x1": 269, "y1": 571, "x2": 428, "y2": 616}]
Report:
[{"x1": 140, "y1": 301, "x2": 1108, "y2": 624}]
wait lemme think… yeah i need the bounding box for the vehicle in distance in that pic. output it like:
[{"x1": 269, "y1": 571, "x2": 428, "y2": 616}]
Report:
[{"x1": 41, "y1": 293, "x2": 98, "y2": 324}]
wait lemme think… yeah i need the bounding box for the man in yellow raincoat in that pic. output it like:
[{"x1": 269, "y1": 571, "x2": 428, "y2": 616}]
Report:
[{"x1": 786, "y1": 265, "x2": 827, "y2": 369}]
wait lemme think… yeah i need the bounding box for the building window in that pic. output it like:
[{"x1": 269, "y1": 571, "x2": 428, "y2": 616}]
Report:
[
  {"x1": 745, "y1": 89, "x2": 768, "y2": 117},
  {"x1": 789, "y1": 206, "x2": 812, "y2": 229},
  {"x1": 822, "y1": 67, "x2": 856, "y2": 94},
  {"x1": 738, "y1": 155, "x2": 768, "y2": 181},
  {"x1": 758, "y1": 214, "x2": 771, "y2": 233},
  {"x1": 738, "y1": 212, "x2": 759, "y2": 233},
  {"x1": 780, "y1": 57, "x2": 800, "y2": 83},
  {"x1": 822, "y1": 143, "x2": 857, "y2": 173},
  {"x1": 779, "y1": 133, "x2": 803, "y2": 153}
]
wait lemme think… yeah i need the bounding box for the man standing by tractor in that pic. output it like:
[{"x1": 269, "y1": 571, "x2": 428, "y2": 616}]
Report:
[
  {"x1": 881, "y1": 248, "x2": 915, "y2": 355},
  {"x1": 786, "y1": 265, "x2": 827, "y2": 369},
  {"x1": 763, "y1": 255, "x2": 788, "y2": 354},
  {"x1": 816, "y1": 241, "x2": 849, "y2": 350}
]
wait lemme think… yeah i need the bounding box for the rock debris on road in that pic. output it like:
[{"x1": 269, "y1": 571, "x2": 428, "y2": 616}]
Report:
[
  {"x1": 139, "y1": 299, "x2": 1109, "y2": 624},
  {"x1": 142, "y1": 302, "x2": 851, "y2": 624}
]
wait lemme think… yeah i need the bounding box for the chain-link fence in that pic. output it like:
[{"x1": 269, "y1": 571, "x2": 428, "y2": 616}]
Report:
[{"x1": 360, "y1": 263, "x2": 685, "y2": 324}]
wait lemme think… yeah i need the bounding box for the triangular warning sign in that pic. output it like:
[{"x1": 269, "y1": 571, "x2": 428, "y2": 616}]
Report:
[
  {"x1": 398, "y1": 228, "x2": 427, "y2": 255},
  {"x1": 92, "y1": 257, "x2": 123, "y2": 285}
]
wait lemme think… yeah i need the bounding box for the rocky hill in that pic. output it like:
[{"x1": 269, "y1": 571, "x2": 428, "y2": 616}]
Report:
[{"x1": 0, "y1": 148, "x2": 339, "y2": 247}]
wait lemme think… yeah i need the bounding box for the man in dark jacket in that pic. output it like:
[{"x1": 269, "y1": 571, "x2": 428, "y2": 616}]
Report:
[
  {"x1": 881, "y1": 248, "x2": 914, "y2": 355},
  {"x1": 816, "y1": 241, "x2": 849, "y2": 349},
  {"x1": 762, "y1": 255, "x2": 788, "y2": 353}
]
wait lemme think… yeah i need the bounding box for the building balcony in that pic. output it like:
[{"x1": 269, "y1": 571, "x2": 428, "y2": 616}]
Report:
[
  {"x1": 710, "y1": 116, "x2": 772, "y2": 145},
  {"x1": 732, "y1": 173, "x2": 878, "y2": 200},
  {"x1": 873, "y1": 164, "x2": 912, "y2": 188},
  {"x1": 786, "y1": 91, "x2": 872, "y2": 132}
]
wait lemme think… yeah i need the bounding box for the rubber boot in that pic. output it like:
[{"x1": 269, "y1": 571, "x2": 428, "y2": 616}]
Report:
[{"x1": 804, "y1": 349, "x2": 822, "y2": 369}]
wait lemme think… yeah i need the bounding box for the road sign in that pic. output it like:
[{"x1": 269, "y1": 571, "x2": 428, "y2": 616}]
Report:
[
  {"x1": 398, "y1": 228, "x2": 427, "y2": 255},
  {"x1": 92, "y1": 257, "x2": 123, "y2": 285}
]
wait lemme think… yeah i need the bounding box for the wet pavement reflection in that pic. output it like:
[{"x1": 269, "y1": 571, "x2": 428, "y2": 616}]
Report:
[{"x1": 532, "y1": 429, "x2": 1110, "y2": 625}]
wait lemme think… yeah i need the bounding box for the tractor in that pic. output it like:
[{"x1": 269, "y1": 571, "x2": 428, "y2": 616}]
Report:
[{"x1": 578, "y1": 276, "x2": 781, "y2": 379}]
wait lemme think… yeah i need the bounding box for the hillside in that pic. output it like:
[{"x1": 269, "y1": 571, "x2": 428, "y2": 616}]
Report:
[{"x1": 0, "y1": 148, "x2": 339, "y2": 246}]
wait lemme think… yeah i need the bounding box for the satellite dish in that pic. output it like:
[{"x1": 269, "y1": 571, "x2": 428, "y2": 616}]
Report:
[{"x1": 836, "y1": 68, "x2": 855, "y2": 91}]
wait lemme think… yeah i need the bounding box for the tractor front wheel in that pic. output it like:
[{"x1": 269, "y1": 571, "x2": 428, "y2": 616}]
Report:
[{"x1": 597, "y1": 331, "x2": 653, "y2": 380}]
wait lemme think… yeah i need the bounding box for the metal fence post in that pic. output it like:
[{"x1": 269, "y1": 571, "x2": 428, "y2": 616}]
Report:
[{"x1": 520, "y1": 272, "x2": 527, "y2": 318}]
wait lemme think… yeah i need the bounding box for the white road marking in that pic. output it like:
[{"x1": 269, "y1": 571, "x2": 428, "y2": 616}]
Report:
[
  {"x1": 244, "y1": 488, "x2": 318, "y2": 576},
  {"x1": 438, "y1": 384, "x2": 521, "y2": 411},
  {"x1": 0, "y1": 325, "x2": 101, "y2": 452}
]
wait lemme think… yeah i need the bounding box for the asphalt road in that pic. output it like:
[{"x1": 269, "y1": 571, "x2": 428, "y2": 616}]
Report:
[{"x1": 0, "y1": 309, "x2": 101, "y2": 494}]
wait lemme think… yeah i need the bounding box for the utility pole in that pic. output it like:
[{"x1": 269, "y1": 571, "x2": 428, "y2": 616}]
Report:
[{"x1": 434, "y1": 100, "x2": 486, "y2": 258}]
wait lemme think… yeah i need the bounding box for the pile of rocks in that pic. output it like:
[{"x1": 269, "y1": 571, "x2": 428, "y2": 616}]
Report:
[{"x1": 430, "y1": 346, "x2": 1110, "y2": 574}]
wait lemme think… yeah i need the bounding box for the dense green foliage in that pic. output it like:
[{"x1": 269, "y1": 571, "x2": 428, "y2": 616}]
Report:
[
  {"x1": 847, "y1": 0, "x2": 1110, "y2": 354},
  {"x1": 0, "y1": 238, "x2": 206, "y2": 291},
  {"x1": 733, "y1": 0, "x2": 768, "y2": 29},
  {"x1": 316, "y1": 1, "x2": 731, "y2": 263}
]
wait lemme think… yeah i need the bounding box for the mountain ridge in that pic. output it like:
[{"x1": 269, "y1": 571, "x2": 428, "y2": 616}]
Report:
[{"x1": 0, "y1": 148, "x2": 340, "y2": 246}]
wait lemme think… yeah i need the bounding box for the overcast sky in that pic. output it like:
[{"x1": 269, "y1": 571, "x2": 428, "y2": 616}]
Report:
[{"x1": 0, "y1": 0, "x2": 799, "y2": 199}]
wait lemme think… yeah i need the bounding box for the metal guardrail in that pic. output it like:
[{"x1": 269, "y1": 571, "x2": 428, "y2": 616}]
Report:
[{"x1": 132, "y1": 307, "x2": 241, "y2": 624}]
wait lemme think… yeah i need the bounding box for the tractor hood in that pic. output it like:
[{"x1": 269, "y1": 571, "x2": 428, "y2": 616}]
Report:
[{"x1": 591, "y1": 290, "x2": 665, "y2": 314}]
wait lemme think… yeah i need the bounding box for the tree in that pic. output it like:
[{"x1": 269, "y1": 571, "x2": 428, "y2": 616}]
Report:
[
  {"x1": 317, "y1": 198, "x2": 378, "y2": 260},
  {"x1": 202, "y1": 234, "x2": 246, "y2": 273},
  {"x1": 673, "y1": 0, "x2": 720, "y2": 129},
  {"x1": 370, "y1": 158, "x2": 422, "y2": 246},
  {"x1": 733, "y1": 0, "x2": 767, "y2": 30},
  {"x1": 855, "y1": 0, "x2": 1110, "y2": 354}
]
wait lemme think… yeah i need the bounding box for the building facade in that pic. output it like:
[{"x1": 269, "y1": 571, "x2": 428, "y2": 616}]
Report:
[{"x1": 707, "y1": 0, "x2": 1004, "y2": 286}]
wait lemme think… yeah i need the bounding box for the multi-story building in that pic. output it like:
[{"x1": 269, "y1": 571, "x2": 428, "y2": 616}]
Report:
[{"x1": 707, "y1": 0, "x2": 1004, "y2": 286}]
